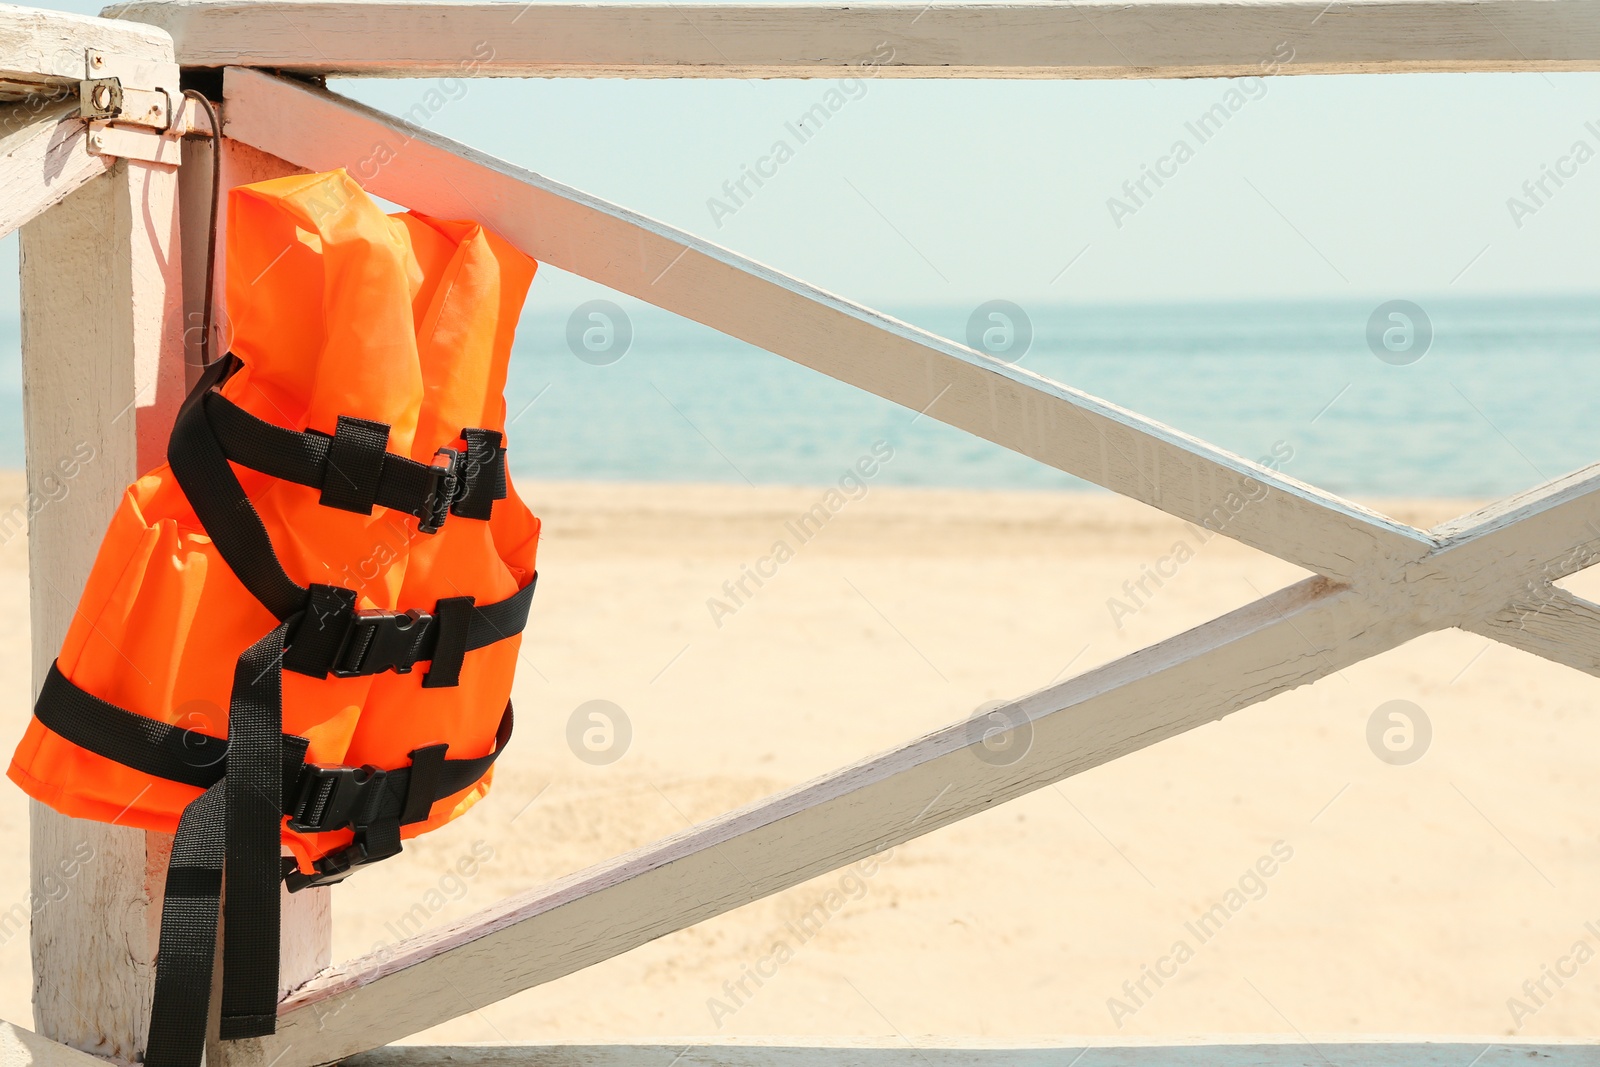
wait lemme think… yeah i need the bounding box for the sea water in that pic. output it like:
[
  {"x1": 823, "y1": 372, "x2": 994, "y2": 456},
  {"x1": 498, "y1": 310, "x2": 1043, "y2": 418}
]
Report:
[{"x1": 1, "y1": 294, "x2": 1594, "y2": 501}]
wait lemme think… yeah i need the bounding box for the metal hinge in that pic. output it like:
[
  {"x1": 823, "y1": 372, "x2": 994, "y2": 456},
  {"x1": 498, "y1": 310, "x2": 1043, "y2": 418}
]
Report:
[{"x1": 75, "y1": 49, "x2": 212, "y2": 166}]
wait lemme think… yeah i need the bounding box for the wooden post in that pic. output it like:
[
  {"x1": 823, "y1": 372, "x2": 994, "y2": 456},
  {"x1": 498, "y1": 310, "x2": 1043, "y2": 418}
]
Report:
[{"x1": 20, "y1": 157, "x2": 183, "y2": 1059}]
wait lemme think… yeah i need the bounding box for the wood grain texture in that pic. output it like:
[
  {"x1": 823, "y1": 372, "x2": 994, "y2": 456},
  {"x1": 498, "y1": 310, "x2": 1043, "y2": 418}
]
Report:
[
  {"x1": 0, "y1": 102, "x2": 109, "y2": 239},
  {"x1": 344, "y1": 1041, "x2": 1600, "y2": 1067},
  {"x1": 0, "y1": 1, "x2": 174, "y2": 99},
  {"x1": 0, "y1": 1019, "x2": 119, "y2": 1067},
  {"x1": 220, "y1": 67, "x2": 1435, "y2": 587},
  {"x1": 1469, "y1": 587, "x2": 1600, "y2": 678},
  {"x1": 21, "y1": 155, "x2": 182, "y2": 1060},
  {"x1": 113, "y1": 0, "x2": 1600, "y2": 78}
]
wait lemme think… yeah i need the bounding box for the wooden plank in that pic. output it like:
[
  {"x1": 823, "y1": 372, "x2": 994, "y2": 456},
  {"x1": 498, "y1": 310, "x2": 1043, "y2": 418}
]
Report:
[
  {"x1": 0, "y1": 1, "x2": 175, "y2": 99},
  {"x1": 220, "y1": 67, "x2": 1435, "y2": 586},
  {"x1": 114, "y1": 0, "x2": 1600, "y2": 79},
  {"x1": 1469, "y1": 587, "x2": 1600, "y2": 678},
  {"x1": 21, "y1": 152, "x2": 182, "y2": 1057},
  {"x1": 0, "y1": 101, "x2": 109, "y2": 240},
  {"x1": 1431, "y1": 461, "x2": 1600, "y2": 582},
  {"x1": 0, "y1": 1019, "x2": 117, "y2": 1067},
  {"x1": 221, "y1": 578, "x2": 1424, "y2": 1066},
  {"x1": 345, "y1": 1041, "x2": 1600, "y2": 1067}
]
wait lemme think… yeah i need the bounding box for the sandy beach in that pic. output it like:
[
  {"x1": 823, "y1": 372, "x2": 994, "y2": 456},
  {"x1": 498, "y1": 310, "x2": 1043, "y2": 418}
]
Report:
[{"x1": 1, "y1": 474, "x2": 1597, "y2": 1043}]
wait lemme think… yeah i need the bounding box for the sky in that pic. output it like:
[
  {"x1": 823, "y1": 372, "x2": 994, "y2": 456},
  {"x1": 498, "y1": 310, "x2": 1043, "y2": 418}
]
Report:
[{"x1": 8, "y1": 1, "x2": 1600, "y2": 317}]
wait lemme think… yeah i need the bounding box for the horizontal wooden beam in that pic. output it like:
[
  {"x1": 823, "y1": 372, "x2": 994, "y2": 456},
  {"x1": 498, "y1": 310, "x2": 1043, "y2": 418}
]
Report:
[
  {"x1": 345, "y1": 1042, "x2": 1600, "y2": 1067},
  {"x1": 113, "y1": 0, "x2": 1600, "y2": 78},
  {"x1": 0, "y1": 101, "x2": 110, "y2": 239},
  {"x1": 1, "y1": 1, "x2": 175, "y2": 100},
  {"x1": 226, "y1": 578, "x2": 1421, "y2": 1065},
  {"x1": 221, "y1": 67, "x2": 1435, "y2": 586}
]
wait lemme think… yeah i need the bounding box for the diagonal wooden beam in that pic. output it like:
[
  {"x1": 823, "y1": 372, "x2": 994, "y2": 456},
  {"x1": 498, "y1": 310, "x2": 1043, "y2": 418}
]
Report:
[
  {"x1": 0, "y1": 100, "x2": 109, "y2": 239},
  {"x1": 214, "y1": 577, "x2": 1427, "y2": 1067},
  {"x1": 111, "y1": 0, "x2": 1600, "y2": 79},
  {"x1": 1467, "y1": 587, "x2": 1600, "y2": 679},
  {"x1": 219, "y1": 67, "x2": 1436, "y2": 586},
  {"x1": 1429, "y1": 462, "x2": 1600, "y2": 584}
]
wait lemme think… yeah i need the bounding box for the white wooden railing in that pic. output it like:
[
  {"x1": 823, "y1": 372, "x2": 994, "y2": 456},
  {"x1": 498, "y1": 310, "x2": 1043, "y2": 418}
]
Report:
[{"x1": 2, "y1": 2, "x2": 1599, "y2": 1065}]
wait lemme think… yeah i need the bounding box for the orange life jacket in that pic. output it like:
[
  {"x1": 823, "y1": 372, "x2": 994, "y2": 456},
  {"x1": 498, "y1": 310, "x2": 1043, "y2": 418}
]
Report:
[{"x1": 7, "y1": 169, "x2": 540, "y2": 1066}]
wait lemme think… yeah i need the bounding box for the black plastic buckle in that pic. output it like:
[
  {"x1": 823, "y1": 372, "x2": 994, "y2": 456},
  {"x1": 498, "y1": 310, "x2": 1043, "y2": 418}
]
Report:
[
  {"x1": 331, "y1": 607, "x2": 432, "y2": 678},
  {"x1": 419, "y1": 447, "x2": 464, "y2": 534},
  {"x1": 282, "y1": 827, "x2": 404, "y2": 892},
  {"x1": 286, "y1": 763, "x2": 389, "y2": 835}
]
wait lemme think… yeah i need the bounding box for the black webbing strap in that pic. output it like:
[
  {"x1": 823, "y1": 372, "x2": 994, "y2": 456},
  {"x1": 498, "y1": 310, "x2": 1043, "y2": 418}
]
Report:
[
  {"x1": 202, "y1": 378, "x2": 508, "y2": 531},
  {"x1": 142, "y1": 781, "x2": 225, "y2": 1067},
  {"x1": 281, "y1": 577, "x2": 535, "y2": 682},
  {"x1": 219, "y1": 620, "x2": 292, "y2": 1039},
  {"x1": 169, "y1": 356, "x2": 305, "y2": 621},
  {"x1": 33, "y1": 663, "x2": 226, "y2": 789},
  {"x1": 32, "y1": 664, "x2": 513, "y2": 832},
  {"x1": 145, "y1": 620, "x2": 291, "y2": 1063}
]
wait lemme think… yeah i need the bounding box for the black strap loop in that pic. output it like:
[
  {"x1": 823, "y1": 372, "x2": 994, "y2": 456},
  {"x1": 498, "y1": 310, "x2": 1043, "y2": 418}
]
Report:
[
  {"x1": 423, "y1": 595, "x2": 475, "y2": 689},
  {"x1": 320, "y1": 415, "x2": 391, "y2": 514},
  {"x1": 402, "y1": 744, "x2": 449, "y2": 824},
  {"x1": 452, "y1": 429, "x2": 506, "y2": 520}
]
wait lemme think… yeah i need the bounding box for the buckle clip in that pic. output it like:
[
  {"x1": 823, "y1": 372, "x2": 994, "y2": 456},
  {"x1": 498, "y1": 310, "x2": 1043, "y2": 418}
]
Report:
[
  {"x1": 286, "y1": 763, "x2": 388, "y2": 835},
  {"x1": 282, "y1": 827, "x2": 404, "y2": 892},
  {"x1": 419, "y1": 447, "x2": 463, "y2": 534},
  {"x1": 331, "y1": 607, "x2": 432, "y2": 678}
]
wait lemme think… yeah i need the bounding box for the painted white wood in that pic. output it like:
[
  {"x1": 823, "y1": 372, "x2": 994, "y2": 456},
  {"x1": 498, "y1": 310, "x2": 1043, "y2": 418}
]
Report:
[
  {"x1": 233, "y1": 580, "x2": 1417, "y2": 1065},
  {"x1": 0, "y1": 1, "x2": 173, "y2": 100},
  {"x1": 1469, "y1": 587, "x2": 1600, "y2": 678},
  {"x1": 0, "y1": 100, "x2": 109, "y2": 239},
  {"x1": 220, "y1": 67, "x2": 1435, "y2": 587},
  {"x1": 344, "y1": 1040, "x2": 1600, "y2": 1067},
  {"x1": 113, "y1": 0, "x2": 1600, "y2": 79},
  {"x1": 0, "y1": 1019, "x2": 117, "y2": 1067},
  {"x1": 21, "y1": 153, "x2": 183, "y2": 1058}
]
